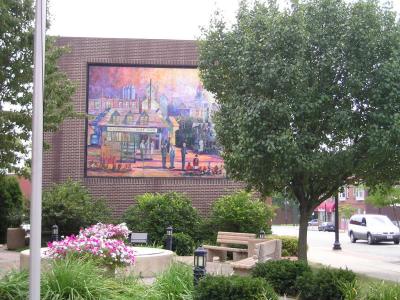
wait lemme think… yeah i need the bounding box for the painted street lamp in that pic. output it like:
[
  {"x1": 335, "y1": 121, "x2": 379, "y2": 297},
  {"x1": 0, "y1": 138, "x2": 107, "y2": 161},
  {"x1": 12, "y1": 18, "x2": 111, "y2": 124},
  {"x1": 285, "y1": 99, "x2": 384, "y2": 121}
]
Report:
[
  {"x1": 193, "y1": 246, "x2": 207, "y2": 286},
  {"x1": 259, "y1": 229, "x2": 266, "y2": 239}
]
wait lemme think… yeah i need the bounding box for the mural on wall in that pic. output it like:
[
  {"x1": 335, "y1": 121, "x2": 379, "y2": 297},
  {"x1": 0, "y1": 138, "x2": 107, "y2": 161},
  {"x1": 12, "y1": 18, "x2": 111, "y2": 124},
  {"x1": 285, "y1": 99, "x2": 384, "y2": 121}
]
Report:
[{"x1": 86, "y1": 65, "x2": 225, "y2": 178}]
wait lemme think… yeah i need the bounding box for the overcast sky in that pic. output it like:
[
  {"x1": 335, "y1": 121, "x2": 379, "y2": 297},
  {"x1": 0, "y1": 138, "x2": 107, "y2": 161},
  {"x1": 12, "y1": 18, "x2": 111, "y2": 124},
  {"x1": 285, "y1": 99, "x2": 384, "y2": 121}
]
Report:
[{"x1": 48, "y1": 0, "x2": 400, "y2": 40}]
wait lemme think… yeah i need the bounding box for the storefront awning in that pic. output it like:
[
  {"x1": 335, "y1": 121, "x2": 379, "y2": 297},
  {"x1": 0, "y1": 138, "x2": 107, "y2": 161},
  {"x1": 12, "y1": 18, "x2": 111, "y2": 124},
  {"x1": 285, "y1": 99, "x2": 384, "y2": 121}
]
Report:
[{"x1": 315, "y1": 201, "x2": 336, "y2": 213}]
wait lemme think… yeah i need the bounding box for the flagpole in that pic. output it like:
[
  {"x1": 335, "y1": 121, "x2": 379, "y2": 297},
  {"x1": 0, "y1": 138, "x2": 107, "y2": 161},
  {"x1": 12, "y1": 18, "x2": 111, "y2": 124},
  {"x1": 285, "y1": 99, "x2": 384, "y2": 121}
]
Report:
[{"x1": 30, "y1": 0, "x2": 46, "y2": 299}]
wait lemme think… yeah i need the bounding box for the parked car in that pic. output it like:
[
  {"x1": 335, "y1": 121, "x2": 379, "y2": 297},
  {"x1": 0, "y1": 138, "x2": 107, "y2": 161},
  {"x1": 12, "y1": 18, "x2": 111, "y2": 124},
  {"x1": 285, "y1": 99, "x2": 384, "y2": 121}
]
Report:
[
  {"x1": 348, "y1": 214, "x2": 400, "y2": 245},
  {"x1": 318, "y1": 222, "x2": 335, "y2": 232},
  {"x1": 308, "y1": 219, "x2": 319, "y2": 226}
]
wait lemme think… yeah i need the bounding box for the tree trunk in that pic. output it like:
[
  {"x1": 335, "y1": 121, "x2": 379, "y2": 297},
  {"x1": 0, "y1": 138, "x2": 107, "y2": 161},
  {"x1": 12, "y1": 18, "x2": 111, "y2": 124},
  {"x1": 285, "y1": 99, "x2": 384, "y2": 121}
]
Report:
[
  {"x1": 391, "y1": 203, "x2": 399, "y2": 227},
  {"x1": 298, "y1": 204, "x2": 312, "y2": 262}
]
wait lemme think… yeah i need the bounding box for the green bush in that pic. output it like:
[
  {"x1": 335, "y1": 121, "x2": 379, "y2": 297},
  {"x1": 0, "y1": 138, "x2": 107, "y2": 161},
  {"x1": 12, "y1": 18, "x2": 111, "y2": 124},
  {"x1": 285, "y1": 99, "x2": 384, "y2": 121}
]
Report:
[
  {"x1": 42, "y1": 179, "x2": 111, "y2": 236},
  {"x1": 194, "y1": 275, "x2": 278, "y2": 300},
  {"x1": 0, "y1": 176, "x2": 24, "y2": 243},
  {"x1": 167, "y1": 232, "x2": 195, "y2": 256},
  {"x1": 209, "y1": 191, "x2": 275, "y2": 235},
  {"x1": 365, "y1": 281, "x2": 400, "y2": 300},
  {"x1": 252, "y1": 259, "x2": 311, "y2": 296},
  {"x1": 123, "y1": 192, "x2": 201, "y2": 244},
  {"x1": 295, "y1": 267, "x2": 356, "y2": 300}
]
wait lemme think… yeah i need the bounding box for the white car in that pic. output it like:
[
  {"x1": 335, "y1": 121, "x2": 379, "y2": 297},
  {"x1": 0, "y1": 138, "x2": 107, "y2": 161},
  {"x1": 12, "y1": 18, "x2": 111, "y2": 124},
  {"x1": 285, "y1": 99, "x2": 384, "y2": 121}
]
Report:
[{"x1": 348, "y1": 214, "x2": 400, "y2": 245}]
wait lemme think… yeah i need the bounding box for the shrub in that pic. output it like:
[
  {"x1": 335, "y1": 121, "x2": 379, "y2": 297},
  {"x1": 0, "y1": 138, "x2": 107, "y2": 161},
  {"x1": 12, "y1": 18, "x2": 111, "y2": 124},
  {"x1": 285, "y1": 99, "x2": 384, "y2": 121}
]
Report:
[
  {"x1": 194, "y1": 275, "x2": 278, "y2": 300},
  {"x1": 252, "y1": 259, "x2": 311, "y2": 296},
  {"x1": 209, "y1": 191, "x2": 275, "y2": 235},
  {"x1": 295, "y1": 267, "x2": 356, "y2": 300},
  {"x1": 0, "y1": 176, "x2": 24, "y2": 243},
  {"x1": 123, "y1": 192, "x2": 201, "y2": 243},
  {"x1": 268, "y1": 235, "x2": 299, "y2": 257},
  {"x1": 365, "y1": 281, "x2": 400, "y2": 300},
  {"x1": 42, "y1": 179, "x2": 111, "y2": 236},
  {"x1": 0, "y1": 270, "x2": 28, "y2": 300},
  {"x1": 166, "y1": 232, "x2": 195, "y2": 256}
]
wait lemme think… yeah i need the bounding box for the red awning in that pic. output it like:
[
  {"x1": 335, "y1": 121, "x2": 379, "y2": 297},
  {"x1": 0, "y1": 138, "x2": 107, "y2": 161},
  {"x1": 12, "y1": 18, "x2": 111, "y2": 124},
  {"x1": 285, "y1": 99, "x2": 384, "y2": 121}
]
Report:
[{"x1": 315, "y1": 201, "x2": 336, "y2": 213}]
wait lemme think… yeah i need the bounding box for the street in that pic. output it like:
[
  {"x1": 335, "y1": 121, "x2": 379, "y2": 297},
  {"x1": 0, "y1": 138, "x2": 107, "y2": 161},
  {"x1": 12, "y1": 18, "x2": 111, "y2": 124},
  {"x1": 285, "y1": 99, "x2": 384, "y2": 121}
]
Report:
[{"x1": 272, "y1": 225, "x2": 400, "y2": 282}]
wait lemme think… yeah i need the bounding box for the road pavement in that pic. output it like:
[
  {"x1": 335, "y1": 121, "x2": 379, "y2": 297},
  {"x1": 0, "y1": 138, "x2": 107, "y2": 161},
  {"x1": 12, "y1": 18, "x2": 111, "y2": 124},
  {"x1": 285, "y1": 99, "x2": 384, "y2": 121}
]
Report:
[{"x1": 272, "y1": 225, "x2": 400, "y2": 282}]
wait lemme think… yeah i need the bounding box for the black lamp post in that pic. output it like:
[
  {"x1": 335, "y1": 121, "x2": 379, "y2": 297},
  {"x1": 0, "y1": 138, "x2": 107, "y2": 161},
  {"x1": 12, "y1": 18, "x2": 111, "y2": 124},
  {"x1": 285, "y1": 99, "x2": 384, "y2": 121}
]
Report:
[
  {"x1": 333, "y1": 194, "x2": 342, "y2": 250},
  {"x1": 166, "y1": 226, "x2": 173, "y2": 251},
  {"x1": 193, "y1": 246, "x2": 207, "y2": 286},
  {"x1": 259, "y1": 229, "x2": 266, "y2": 239},
  {"x1": 51, "y1": 224, "x2": 59, "y2": 242}
]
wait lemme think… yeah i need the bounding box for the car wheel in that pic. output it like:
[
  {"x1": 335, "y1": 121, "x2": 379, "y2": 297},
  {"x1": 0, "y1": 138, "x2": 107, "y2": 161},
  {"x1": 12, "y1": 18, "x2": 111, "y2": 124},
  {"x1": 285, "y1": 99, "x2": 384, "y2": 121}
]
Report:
[
  {"x1": 394, "y1": 239, "x2": 399, "y2": 245},
  {"x1": 350, "y1": 232, "x2": 356, "y2": 243},
  {"x1": 367, "y1": 233, "x2": 374, "y2": 245}
]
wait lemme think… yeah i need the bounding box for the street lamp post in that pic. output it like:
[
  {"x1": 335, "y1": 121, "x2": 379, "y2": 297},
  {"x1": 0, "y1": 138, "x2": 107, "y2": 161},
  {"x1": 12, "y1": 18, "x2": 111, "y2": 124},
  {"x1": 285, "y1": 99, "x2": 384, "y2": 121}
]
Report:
[
  {"x1": 193, "y1": 246, "x2": 207, "y2": 286},
  {"x1": 259, "y1": 229, "x2": 265, "y2": 239},
  {"x1": 51, "y1": 225, "x2": 59, "y2": 242},
  {"x1": 166, "y1": 226, "x2": 173, "y2": 251},
  {"x1": 333, "y1": 194, "x2": 342, "y2": 250}
]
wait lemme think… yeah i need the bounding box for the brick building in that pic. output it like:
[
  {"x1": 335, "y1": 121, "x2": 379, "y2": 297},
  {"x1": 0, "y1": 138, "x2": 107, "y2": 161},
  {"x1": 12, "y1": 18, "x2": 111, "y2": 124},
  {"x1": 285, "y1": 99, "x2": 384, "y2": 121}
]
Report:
[{"x1": 43, "y1": 37, "x2": 245, "y2": 218}]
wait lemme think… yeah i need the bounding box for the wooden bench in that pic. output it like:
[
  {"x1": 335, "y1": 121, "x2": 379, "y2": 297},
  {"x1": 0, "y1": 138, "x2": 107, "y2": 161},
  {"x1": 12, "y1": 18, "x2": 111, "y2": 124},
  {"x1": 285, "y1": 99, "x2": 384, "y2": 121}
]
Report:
[
  {"x1": 231, "y1": 239, "x2": 282, "y2": 275},
  {"x1": 203, "y1": 232, "x2": 256, "y2": 262}
]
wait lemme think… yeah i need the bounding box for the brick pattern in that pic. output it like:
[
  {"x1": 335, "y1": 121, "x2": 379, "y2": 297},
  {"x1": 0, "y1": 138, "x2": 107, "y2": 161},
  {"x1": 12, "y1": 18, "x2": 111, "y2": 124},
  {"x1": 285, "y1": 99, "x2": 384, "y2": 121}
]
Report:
[{"x1": 43, "y1": 37, "x2": 244, "y2": 217}]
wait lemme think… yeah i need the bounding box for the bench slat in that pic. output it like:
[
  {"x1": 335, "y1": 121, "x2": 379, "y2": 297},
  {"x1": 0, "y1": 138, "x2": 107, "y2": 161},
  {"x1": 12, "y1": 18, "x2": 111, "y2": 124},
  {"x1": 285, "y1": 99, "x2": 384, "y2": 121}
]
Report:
[
  {"x1": 203, "y1": 245, "x2": 248, "y2": 252},
  {"x1": 218, "y1": 232, "x2": 256, "y2": 237}
]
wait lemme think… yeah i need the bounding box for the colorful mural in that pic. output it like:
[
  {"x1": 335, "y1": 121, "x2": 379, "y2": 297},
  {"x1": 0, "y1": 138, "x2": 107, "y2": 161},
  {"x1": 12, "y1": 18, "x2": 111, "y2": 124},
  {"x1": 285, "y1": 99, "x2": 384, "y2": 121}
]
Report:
[{"x1": 86, "y1": 65, "x2": 225, "y2": 178}]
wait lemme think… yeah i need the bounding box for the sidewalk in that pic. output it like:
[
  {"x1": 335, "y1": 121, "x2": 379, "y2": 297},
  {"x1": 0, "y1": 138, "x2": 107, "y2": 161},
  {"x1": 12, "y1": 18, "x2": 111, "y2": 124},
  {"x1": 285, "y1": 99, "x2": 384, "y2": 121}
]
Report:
[{"x1": 0, "y1": 245, "x2": 20, "y2": 277}]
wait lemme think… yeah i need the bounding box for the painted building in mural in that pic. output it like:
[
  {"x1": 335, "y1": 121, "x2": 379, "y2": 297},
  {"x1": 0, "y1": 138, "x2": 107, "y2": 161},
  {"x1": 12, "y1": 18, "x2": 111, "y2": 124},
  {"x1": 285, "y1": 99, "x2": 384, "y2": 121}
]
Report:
[{"x1": 86, "y1": 65, "x2": 224, "y2": 178}]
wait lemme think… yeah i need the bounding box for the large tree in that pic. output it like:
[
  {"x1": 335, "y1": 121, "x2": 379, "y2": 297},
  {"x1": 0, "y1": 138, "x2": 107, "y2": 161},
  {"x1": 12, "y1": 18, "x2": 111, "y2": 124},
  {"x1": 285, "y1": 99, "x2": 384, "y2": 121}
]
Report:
[
  {"x1": 199, "y1": 0, "x2": 400, "y2": 260},
  {"x1": 1, "y1": 0, "x2": 75, "y2": 175}
]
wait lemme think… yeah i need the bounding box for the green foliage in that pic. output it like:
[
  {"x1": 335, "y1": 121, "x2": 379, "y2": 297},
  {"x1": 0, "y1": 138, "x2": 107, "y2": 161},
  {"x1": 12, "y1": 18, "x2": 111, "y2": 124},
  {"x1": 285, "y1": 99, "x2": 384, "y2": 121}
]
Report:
[
  {"x1": 0, "y1": 176, "x2": 24, "y2": 243},
  {"x1": 273, "y1": 235, "x2": 298, "y2": 257},
  {"x1": 295, "y1": 267, "x2": 356, "y2": 300},
  {"x1": 169, "y1": 232, "x2": 195, "y2": 256},
  {"x1": 367, "y1": 185, "x2": 400, "y2": 208},
  {"x1": 199, "y1": 0, "x2": 400, "y2": 260},
  {"x1": 194, "y1": 275, "x2": 278, "y2": 300},
  {"x1": 252, "y1": 259, "x2": 311, "y2": 296},
  {"x1": 339, "y1": 204, "x2": 357, "y2": 220},
  {"x1": 365, "y1": 281, "x2": 400, "y2": 300},
  {"x1": 123, "y1": 192, "x2": 201, "y2": 244},
  {"x1": 0, "y1": 269, "x2": 28, "y2": 300},
  {"x1": 1, "y1": 0, "x2": 76, "y2": 175},
  {"x1": 42, "y1": 179, "x2": 111, "y2": 236},
  {"x1": 152, "y1": 262, "x2": 194, "y2": 300},
  {"x1": 210, "y1": 191, "x2": 274, "y2": 235}
]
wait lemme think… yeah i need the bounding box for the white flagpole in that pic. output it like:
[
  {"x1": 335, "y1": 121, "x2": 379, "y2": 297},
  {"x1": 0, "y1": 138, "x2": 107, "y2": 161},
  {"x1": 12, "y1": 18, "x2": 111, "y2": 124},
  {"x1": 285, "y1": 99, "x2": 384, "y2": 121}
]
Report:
[{"x1": 30, "y1": 0, "x2": 46, "y2": 299}]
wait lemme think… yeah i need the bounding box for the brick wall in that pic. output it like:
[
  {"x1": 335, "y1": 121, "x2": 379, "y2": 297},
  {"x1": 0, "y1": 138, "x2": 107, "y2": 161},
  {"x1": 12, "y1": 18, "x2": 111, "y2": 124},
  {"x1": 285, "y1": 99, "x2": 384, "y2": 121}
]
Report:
[{"x1": 43, "y1": 37, "x2": 244, "y2": 218}]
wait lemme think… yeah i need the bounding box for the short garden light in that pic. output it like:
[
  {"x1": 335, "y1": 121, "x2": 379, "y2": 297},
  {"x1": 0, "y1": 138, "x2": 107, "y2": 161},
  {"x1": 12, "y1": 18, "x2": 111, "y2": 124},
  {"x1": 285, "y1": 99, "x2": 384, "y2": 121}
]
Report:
[
  {"x1": 51, "y1": 224, "x2": 59, "y2": 242},
  {"x1": 259, "y1": 229, "x2": 265, "y2": 239},
  {"x1": 166, "y1": 226, "x2": 173, "y2": 250},
  {"x1": 193, "y1": 246, "x2": 207, "y2": 286}
]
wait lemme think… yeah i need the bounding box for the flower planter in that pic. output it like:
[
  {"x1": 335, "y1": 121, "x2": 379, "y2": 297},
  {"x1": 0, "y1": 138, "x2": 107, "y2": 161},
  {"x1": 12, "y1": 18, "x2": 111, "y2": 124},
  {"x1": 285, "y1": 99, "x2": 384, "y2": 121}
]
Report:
[{"x1": 7, "y1": 228, "x2": 25, "y2": 250}]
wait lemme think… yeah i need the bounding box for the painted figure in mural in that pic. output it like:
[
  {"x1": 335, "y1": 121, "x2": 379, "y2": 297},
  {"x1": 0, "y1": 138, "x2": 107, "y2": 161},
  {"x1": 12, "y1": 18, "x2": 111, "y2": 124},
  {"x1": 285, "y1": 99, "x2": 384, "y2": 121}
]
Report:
[
  {"x1": 150, "y1": 140, "x2": 154, "y2": 157},
  {"x1": 145, "y1": 138, "x2": 150, "y2": 159},
  {"x1": 161, "y1": 142, "x2": 167, "y2": 169},
  {"x1": 140, "y1": 140, "x2": 145, "y2": 162},
  {"x1": 199, "y1": 139, "x2": 204, "y2": 153},
  {"x1": 181, "y1": 142, "x2": 187, "y2": 171},
  {"x1": 193, "y1": 154, "x2": 199, "y2": 170},
  {"x1": 169, "y1": 145, "x2": 175, "y2": 169}
]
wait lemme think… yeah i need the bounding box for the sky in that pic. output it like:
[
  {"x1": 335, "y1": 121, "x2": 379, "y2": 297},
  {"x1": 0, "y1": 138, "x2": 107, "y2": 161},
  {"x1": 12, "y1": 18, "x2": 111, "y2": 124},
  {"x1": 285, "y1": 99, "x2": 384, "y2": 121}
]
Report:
[{"x1": 48, "y1": 0, "x2": 400, "y2": 40}]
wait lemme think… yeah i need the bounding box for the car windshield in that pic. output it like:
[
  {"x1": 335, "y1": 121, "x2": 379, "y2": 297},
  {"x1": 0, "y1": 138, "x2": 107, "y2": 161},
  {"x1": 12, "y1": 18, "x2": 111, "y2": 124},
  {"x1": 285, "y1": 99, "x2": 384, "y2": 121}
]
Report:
[{"x1": 368, "y1": 216, "x2": 393, "y2": 227}]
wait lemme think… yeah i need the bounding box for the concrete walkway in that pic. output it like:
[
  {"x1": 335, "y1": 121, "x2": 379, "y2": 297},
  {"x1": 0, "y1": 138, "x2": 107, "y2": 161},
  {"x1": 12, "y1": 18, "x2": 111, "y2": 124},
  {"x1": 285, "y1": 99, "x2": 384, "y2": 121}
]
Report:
[{"x1": 0, "y1": 245, "x2": 20, "y2": 277}]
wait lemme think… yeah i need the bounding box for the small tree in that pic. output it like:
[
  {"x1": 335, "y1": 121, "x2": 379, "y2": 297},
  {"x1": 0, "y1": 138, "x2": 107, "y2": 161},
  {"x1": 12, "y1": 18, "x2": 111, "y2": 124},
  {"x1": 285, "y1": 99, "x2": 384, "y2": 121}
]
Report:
[
  {"x1": 0, "y1": 176, "x2": 24, "y2": 242},
  {"x1": 210, "y1": 191, "x2": 275, "y2": 235},
  {"x1": 366, "y1": 185, "x2": 400, "y2": 226},
  {"x1": 123, "y1": 192, "x2": 201, "y2": 243},
  {"x1": 42, "y1": 179, "x2": 111, "y2": 236},
  {"x1": 338, "y1": 204, "x2": 357, "y2": 220},
  {"x1": 199, "y1": 0, "x2": 400, "y2": 260}
]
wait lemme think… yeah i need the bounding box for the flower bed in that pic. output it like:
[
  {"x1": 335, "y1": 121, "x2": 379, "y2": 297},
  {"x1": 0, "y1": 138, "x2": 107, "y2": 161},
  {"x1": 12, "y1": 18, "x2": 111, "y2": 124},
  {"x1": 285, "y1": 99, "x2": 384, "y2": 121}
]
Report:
[{"x1": 46, "y1": 223, "x2": 135, "y2": 267}]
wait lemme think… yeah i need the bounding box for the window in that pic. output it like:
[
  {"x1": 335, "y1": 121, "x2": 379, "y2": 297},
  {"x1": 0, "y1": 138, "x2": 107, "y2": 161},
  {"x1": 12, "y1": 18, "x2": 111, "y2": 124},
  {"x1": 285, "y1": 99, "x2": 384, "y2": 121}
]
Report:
[
  {"x1": 355, "y1": 187, "x2": 365, "y2": 201},
  {"x1": 339, "y1": 186, "x2": 347, "y2": 201}
]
